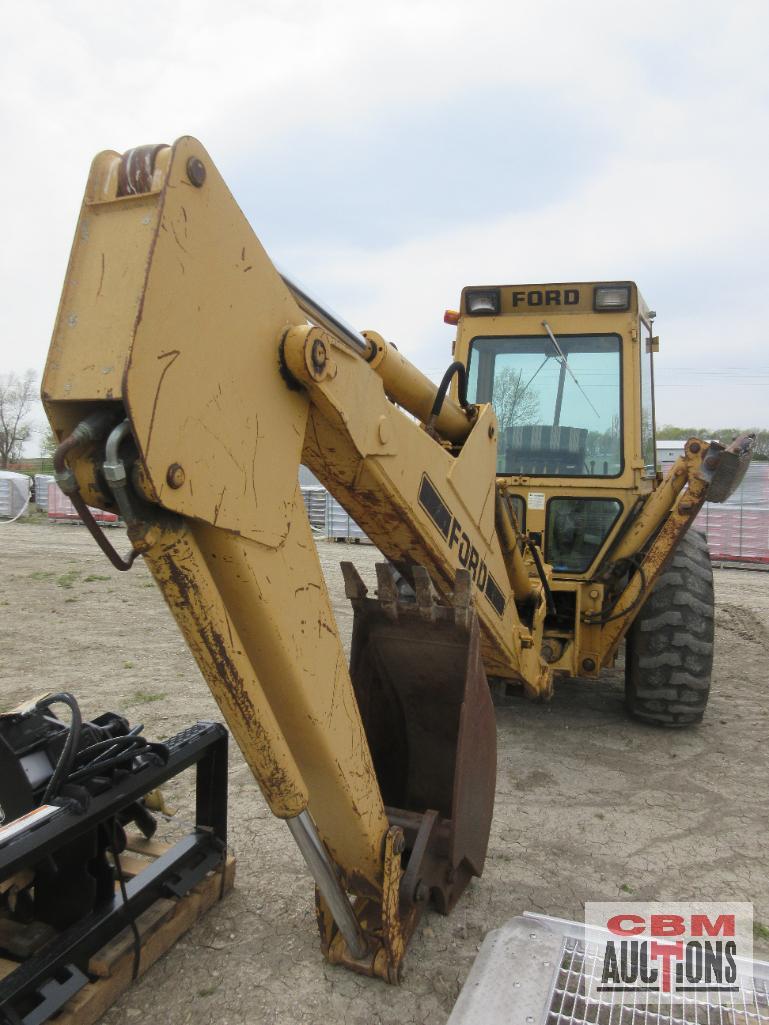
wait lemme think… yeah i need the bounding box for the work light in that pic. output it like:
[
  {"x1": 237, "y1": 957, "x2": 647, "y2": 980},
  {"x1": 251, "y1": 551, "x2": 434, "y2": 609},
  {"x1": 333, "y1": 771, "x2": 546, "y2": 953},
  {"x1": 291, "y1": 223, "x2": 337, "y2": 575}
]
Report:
[
  {"x1": 465, "y1": 290, "x2": 500, "y2": 316},
  {"x1": 593, "y1": 285, "x2": 630, "y2": 311}
]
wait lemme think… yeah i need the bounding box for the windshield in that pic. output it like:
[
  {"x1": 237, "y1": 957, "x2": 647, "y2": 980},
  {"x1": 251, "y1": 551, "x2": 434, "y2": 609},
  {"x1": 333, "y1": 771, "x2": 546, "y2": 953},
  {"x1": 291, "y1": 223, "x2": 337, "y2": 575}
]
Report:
[{"x1": 467, "y1": 333, "x2": 622, "y2": 477}]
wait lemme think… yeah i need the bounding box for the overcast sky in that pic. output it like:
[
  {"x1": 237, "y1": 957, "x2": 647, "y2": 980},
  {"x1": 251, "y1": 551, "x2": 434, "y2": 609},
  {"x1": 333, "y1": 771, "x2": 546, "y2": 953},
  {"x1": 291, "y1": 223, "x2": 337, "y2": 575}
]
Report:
[{"x1": 2, "y1": 0, "x2": 768, "y2": 453}]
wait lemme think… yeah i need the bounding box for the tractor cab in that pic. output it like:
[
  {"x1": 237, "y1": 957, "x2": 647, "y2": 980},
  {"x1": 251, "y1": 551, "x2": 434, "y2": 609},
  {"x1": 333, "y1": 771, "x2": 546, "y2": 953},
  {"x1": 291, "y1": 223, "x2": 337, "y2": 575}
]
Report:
[{"x1": 452, "y1": 281, "x2": 657, "y2": 582}]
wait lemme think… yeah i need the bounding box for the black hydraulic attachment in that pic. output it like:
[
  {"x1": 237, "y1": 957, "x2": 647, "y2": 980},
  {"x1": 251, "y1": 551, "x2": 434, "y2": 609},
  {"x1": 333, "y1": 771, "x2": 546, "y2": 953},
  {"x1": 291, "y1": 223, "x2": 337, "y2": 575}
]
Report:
[{"x1": 0, "y1": 695, "x2": 228, "y2": 1025}]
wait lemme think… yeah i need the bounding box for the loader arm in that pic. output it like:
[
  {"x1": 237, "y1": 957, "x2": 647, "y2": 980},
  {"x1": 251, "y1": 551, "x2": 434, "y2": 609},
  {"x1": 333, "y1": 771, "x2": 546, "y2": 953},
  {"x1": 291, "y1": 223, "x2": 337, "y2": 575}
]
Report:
[{"x1": 42, "y1": 138, "x2": 551, "y2": 981}]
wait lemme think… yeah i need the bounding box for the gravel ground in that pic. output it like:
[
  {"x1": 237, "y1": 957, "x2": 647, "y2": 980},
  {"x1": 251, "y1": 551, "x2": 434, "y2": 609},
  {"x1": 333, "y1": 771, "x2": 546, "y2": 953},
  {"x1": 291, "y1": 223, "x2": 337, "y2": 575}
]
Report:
[{"x1": 1, "y1": 522, "x2": 768, "y2": 1024}]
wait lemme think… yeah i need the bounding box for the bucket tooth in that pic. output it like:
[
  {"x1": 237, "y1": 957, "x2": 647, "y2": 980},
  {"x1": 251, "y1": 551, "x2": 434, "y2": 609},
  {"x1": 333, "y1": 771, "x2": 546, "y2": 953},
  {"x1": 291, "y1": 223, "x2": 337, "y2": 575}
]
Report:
[
  {"x1": 375, "y1": 562, "x2": 400, "y2": 620},
  {"x1": 345, "y1": 562, "x2": 496, "y2": 920},
  {"x1": 340, "y1": 560, "x2": 368, "y2": 600},
  {"x1": 412, "y1": 565, "x2": 437, "y2": 621},
  {"x1": 452, "y1": 568, "x2": 473, "y2": 630}
]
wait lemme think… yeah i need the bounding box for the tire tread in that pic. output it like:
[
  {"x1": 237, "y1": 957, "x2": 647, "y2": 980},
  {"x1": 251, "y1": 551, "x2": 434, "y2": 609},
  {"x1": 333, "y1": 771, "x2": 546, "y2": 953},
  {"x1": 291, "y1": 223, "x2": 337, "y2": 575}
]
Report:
[{"x1": 625, "y1": 530, "x2": 714, "y2": 726}]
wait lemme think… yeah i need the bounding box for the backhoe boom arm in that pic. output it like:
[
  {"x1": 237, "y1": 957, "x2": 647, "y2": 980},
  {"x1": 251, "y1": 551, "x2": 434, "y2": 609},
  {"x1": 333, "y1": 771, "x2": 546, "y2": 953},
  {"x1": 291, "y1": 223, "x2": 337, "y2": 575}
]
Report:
[{"x1": 42, "y1": 137, "x2": 548, "y2": 980}]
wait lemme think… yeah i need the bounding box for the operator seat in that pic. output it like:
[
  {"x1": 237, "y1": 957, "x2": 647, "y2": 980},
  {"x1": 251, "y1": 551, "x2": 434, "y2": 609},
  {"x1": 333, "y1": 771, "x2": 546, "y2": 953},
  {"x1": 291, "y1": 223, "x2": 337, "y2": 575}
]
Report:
[{"x1": 498, "y1": 425, "x2": 588, "y2": 475}]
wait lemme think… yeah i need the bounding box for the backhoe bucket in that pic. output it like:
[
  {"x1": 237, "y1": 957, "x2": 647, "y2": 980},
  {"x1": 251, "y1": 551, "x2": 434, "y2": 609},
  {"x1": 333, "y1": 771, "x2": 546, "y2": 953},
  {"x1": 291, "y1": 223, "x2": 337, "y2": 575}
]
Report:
[{"x1": 341, "y1": 562, "x2": 496, "y2": 916}]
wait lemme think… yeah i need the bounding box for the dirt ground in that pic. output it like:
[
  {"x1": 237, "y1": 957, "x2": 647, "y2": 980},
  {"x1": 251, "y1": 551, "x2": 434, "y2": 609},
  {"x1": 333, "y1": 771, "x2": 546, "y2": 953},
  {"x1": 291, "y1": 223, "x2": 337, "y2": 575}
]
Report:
[{"x1": 2, "y1": 521, "x2": 768, "y2": 1025}]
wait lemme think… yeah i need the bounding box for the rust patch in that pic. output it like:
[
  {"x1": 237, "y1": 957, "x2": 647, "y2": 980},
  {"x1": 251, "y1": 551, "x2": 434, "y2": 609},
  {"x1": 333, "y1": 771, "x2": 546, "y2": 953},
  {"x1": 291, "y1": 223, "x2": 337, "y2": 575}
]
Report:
[{"x1": 158, "y1": 550, "x2": 305, "y2": 813}]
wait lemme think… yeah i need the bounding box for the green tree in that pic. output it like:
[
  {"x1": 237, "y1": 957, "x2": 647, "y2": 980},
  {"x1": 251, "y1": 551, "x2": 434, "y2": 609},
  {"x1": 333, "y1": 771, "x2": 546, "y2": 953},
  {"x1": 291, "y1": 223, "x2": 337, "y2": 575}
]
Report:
[
  {"x1": 656, "y1": 424, "x2": 767, "y2": 460},
  {"x1": 41, "y1": 425, "x2": 58, "y2": 459}
]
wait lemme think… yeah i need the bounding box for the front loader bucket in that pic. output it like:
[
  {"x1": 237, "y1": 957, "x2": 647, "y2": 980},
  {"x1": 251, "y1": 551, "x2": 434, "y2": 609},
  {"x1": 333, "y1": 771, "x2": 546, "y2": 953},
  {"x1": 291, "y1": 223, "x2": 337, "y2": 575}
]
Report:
[
  {"x1": 701, "y1": 433, "x2": 755, "y2": 503},
  {"x1": 341, "y1": 562, "x2": 496, "y2": 916}
]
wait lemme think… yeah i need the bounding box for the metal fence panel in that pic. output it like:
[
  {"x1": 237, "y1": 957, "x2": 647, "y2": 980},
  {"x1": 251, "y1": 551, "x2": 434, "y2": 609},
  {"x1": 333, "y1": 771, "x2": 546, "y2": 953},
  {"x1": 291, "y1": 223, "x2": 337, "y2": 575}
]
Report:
[
  {"x1": 660, "y1": 461, "x2": 769, "y2": 565},
  {"x1": 34, "y1": 474, "x2": 55, "y2": 511},
  {"x1": 300, "y1": 486, "x2": 328, "y2": 531},
  {"x1": 324, "y1": 493, "x2": 370, "y2": 543}
]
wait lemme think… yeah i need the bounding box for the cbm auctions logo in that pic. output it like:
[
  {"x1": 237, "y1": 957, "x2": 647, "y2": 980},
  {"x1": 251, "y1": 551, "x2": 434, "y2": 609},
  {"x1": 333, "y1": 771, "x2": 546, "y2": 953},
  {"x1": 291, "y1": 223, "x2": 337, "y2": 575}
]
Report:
[{"x1": 585, "y1": 903, "x2": 753, "y2": 1002}]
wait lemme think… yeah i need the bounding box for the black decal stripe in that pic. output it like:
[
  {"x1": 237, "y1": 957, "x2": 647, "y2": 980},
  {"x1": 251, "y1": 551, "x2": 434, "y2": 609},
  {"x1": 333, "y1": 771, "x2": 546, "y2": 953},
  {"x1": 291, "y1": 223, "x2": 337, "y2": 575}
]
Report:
[
  {"x1": 419, "y1": 475, "x2": 506, "y2": 617},
  {"x1": 418, "y1": 474, "x2": 451, "y2": 539},
  {"x1": 485, "y1": 573, "x2": 506, "y2": 617}
]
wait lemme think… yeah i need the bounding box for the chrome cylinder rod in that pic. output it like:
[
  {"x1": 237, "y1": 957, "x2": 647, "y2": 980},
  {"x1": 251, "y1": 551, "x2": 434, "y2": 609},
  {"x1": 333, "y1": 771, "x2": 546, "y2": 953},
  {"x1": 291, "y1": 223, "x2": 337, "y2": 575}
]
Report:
[{"x1": 286, "y1": 809, "x2": 369, "y2": 960}]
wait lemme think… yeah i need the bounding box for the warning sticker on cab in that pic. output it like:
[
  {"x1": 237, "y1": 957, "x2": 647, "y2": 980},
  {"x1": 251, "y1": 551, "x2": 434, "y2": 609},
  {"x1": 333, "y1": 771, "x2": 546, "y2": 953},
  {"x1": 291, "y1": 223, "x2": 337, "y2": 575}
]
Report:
[{"x1": 527, "y1": 492, "x2": 546, "y2": 510}]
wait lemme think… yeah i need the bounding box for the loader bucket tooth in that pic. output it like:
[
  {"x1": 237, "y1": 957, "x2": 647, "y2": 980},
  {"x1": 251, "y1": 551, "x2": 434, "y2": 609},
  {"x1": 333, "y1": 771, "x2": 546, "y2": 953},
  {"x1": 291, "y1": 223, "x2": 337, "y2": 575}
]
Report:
[{"x1": 347, "y1": 563, "x2": 496, "y2": 915}]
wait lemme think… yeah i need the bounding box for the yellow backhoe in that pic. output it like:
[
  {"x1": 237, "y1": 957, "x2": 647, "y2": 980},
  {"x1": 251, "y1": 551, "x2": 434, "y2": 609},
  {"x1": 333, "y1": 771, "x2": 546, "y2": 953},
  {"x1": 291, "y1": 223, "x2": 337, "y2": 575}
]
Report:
[{"x1": 42, "y1": 137, "x2": 752, "y2": 981}]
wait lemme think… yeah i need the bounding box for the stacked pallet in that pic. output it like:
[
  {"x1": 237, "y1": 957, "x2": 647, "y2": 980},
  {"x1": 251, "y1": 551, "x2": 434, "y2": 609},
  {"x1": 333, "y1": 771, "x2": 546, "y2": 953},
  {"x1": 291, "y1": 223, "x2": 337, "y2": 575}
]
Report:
[{"x1": 0, "y1": 836, "x2": 235, "y2": 1025}]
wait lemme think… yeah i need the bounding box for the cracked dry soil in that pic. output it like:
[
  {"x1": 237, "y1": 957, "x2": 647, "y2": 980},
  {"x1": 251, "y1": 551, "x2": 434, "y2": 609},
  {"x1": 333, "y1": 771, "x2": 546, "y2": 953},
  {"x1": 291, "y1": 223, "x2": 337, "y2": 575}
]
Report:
[{"x1": 1, "y1": 524, "x2": 768, "y2": 1025}]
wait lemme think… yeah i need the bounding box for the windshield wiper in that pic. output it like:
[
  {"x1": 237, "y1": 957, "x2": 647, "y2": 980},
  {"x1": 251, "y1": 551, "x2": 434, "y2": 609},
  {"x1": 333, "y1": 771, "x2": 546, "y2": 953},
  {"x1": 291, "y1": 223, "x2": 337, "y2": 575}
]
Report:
[
  {"x1": 522, "y1": 354, "x2": 551, "y2": 393},
  {"x1": 542, "y1": 321, "x2": 601, "y2": 420}
]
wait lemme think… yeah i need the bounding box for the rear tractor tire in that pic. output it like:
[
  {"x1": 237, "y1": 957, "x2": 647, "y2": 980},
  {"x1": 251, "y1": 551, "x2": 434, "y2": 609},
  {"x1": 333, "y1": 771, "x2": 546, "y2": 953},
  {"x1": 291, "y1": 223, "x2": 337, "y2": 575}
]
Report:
[{"x1": 625, "y1": 529, "x2": 714, "y2": 727}]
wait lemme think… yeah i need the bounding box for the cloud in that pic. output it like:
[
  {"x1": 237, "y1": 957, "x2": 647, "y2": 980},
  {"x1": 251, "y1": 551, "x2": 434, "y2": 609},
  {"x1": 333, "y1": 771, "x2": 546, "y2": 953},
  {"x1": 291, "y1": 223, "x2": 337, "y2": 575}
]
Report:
[{"x1": 2, "y1": 0, "x2": 768, "y2": 437}]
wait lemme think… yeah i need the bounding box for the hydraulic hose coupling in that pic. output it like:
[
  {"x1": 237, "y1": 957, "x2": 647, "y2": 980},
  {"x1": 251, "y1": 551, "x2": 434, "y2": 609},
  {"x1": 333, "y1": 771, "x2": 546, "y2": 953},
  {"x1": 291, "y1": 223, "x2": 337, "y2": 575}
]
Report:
[
  {"x1": 51, "y1": 411, "x2": 139, "y2": 572},
  {"x1": 102, "y1": 420, "x2": 137, "y2": 525},
  {"x1": 103, "y1": 420, "x2": 131, "y2": 487},
  {"x1": 53, "y1": 410, "x2": 120, "y2": 494},
  {"x1": 54, "y1": 465, "x2": 79, "y2": 496}
]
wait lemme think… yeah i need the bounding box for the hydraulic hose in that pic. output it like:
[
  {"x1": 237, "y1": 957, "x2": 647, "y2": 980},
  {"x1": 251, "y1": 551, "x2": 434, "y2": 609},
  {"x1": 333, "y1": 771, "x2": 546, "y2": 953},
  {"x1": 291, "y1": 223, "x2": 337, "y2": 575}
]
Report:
[
  {"x1": 53, "y1": 414, "x2": 139, "y2": 572},
  {"x1": 52, "y1": 434, "x2": 84, "y2": 479},
  {"x1": 430, "y1": 361, "x2": 470, "y2": 419},
  {"x1": 37, "y1": 693, "x2": 83, "y2": 805},
  {"x1": 70, "y1": 493, "x2": 139, "y2": 571},
  {"x1": 71, "y1": 734, "x2": 145, "y2": 767}
]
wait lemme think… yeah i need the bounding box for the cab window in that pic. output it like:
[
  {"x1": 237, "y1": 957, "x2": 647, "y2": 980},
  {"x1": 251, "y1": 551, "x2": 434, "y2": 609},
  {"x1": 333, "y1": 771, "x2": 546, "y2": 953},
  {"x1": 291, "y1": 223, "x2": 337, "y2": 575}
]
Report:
[
  {"x1": 639, "y1": 319, "x2": 656, "y2": 476},
  {"x1": 467, "y1": 333, "x2": 622, "y2": 477}
]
